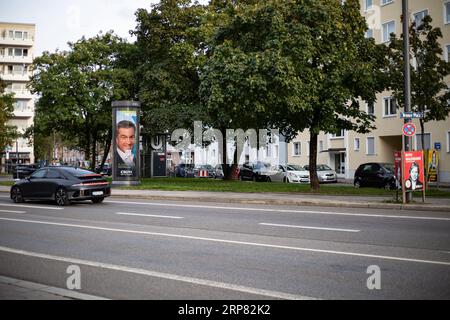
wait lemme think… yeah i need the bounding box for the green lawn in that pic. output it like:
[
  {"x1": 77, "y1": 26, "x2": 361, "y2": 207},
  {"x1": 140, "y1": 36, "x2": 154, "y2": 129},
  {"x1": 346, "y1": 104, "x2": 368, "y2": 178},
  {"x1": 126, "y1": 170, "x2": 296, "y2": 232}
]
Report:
[{"x1": 1, "y1": 178, "x2": 449, "y2": 198}]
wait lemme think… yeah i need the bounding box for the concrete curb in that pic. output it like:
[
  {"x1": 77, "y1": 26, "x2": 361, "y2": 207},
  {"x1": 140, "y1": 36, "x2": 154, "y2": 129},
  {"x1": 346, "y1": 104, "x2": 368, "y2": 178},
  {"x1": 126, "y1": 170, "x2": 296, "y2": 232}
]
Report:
[
  {"x1": 1, "y1": 187, "x2": 449, "y2": 212},
  {"x1": 107, "y1": 193, "x2": 450, "y2": 212},
  {"x1": 0, "y1": 275, "x2": 109, "y2": 300}
]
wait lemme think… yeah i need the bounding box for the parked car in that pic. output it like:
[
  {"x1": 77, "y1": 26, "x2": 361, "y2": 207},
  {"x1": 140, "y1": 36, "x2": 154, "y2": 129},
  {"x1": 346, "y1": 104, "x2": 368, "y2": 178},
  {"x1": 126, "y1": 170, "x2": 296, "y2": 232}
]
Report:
[
  {"x1": 194, "y1": 165, "x2": 215, "y2": 178},
  {"x1": 11, "y1": 164, "x2": 38, "y2": 179},
  {"x1": 95, "y1": 163, "x2": 112, "y2": 176},
  {"x1": 213, "y1": 164, "x2": 224, "y2": 179},
  {"x1": 354, "y1": 162, "x2": 396, "y2": 190},
  {"x1": 303, "y1": 164, "x2": 338, "y2": 183},
  {"x1": 175, "y1": 163, "x2": 195, "y2": 177},
  {"x1": 262, "y1": 165, "x2": 310, "y2": 183},
  {"x1": 10, "y1": 166, "x2": 111, "y2": 206},
  {"x1": 238, "y1": 161, "x2": 272, "y2": 182}
]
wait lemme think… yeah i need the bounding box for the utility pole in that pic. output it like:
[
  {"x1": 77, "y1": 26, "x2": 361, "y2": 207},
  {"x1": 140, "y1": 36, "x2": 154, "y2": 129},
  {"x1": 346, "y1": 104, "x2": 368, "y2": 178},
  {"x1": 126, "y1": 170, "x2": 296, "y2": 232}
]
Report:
[{"x1": 402, "y1": 0, "x2": 412, "y2": 203}]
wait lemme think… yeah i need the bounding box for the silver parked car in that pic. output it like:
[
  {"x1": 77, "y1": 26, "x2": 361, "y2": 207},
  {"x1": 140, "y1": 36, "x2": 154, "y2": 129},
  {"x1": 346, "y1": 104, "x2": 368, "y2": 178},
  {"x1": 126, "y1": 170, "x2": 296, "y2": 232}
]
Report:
[
  {"x1": 303, "y1": 164, "x2": 338, "y2": 183},
  {"x1": 266, "y1": 165, "x2": 310, "y2": 183}
]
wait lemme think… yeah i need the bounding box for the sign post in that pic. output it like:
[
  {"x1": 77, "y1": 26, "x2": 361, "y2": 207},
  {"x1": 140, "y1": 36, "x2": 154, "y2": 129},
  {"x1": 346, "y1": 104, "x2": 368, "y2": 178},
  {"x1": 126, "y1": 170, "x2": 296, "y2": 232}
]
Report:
[{"x1": 112, "y1": 101, "x2": 141, "y2": 186}]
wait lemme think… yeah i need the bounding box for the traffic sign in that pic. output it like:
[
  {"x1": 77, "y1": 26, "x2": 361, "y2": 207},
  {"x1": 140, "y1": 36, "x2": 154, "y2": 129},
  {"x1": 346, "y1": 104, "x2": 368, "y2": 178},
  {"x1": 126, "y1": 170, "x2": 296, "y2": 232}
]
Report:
[
  {"x1": 402, "y1": 123, "x2": 416, "y2": 136},
  {"x1": 400, "y1": 112, "x2": 423, "y2": 119},
  {"x1": 435, "y1": 142, "x2": 441, "y2": 150}
]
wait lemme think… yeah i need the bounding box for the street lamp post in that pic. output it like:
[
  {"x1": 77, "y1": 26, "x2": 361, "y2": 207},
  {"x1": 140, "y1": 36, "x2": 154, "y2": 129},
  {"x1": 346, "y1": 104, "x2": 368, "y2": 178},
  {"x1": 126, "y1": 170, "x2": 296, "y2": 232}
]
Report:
[{"x1": 402, "y1": 0, "x2": 412, "y2": 203}]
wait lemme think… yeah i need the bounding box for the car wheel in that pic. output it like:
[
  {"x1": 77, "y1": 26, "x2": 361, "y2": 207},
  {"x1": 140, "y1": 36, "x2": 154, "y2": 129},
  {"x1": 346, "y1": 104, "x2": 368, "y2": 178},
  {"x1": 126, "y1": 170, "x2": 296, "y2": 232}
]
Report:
[
  {"x1": 92, "y1": 197, "x2": 104, "y2": 204},
  {"x1": 55, "y1": 188, "x2": 70, "y2": 206},
  {"x1": 354, "y1": 180, "x2": 361, "y2": 188},
  {"x1": 11, "y1": 187, "x2": 24, "y2": 203}
]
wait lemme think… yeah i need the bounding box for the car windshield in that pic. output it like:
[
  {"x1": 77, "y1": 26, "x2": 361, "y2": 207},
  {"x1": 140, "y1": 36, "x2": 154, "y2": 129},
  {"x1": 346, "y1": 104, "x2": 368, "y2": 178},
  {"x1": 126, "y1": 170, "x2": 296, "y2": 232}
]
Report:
[
  {"x1": 60, "y1": 167, "x2": 97, "y2": 177},
  {"x1": 254, "y1": 162, "x2": 271, "y2": 170},
  {"x1": 287, "y1": 165, "x2": 304, "y2": 171},
  {"x1": 382, "y1": 164, "x2": 394, "y2": 173},
  {"x1": 317, "y1": 165, "x2": 332, "y2": 171}
]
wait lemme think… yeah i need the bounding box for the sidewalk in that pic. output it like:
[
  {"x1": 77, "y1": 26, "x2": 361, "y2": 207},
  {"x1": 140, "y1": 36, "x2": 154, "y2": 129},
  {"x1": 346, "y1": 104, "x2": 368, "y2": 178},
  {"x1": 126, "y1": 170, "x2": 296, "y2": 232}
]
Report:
[
  {"x1": 0, "y1": 276, "x2": 107, "y2": 300},
  {"x1": 1, "y1": 185, "x2": 449, "y2": 212}
]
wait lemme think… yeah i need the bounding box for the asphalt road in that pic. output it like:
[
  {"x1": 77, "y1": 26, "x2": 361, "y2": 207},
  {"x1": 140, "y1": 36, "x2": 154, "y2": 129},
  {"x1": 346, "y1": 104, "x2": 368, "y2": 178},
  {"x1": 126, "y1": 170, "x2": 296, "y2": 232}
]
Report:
[{"x1": 0, "y1": 193, "x2": 449, "y2": 300}]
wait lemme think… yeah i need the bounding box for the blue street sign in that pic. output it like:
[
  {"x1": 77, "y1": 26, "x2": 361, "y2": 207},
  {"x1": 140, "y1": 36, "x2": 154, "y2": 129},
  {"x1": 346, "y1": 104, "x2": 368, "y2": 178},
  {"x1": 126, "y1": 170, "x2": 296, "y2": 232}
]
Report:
[{"x1": 435, "y1": 142, "x2": 441, "y2": 150}]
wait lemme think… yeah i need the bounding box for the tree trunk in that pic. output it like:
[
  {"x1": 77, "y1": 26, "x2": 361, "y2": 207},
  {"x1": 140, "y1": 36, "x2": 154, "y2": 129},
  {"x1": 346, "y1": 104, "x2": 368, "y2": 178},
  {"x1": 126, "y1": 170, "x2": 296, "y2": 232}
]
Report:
[
  {"x1": 90, "y1": 132, "x2": 97, "y2": 171},
  {"x1": 309, "y1": 131, "x2": 320, "y2": 191},
  {"x1": 220, "y1": 127, "x2": 232, "y2": 180},
  {"x1": 100, "y1": 128, "x2": 112, "y2": 169}
]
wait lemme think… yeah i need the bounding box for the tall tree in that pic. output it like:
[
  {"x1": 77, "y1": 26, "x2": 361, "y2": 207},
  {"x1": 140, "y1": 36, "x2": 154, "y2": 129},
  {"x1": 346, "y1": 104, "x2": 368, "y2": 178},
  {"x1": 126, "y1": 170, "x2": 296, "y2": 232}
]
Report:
[
  {"x1": 29, "y1": 32, "x2": 135, "y2": 170},
  {"x1": 200, "y1": 0, "x2": 387, "y2": 186},
  {"x1": 0, "y1": 79, "x2": 17, "y2": 153},
  {"x1": 387, "y1": 15, "x2": 450, "y2": 152}
]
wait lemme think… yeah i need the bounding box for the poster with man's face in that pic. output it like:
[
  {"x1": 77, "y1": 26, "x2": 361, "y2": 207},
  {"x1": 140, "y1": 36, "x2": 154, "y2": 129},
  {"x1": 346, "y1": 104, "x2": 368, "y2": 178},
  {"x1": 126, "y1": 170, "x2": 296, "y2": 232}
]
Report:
[
  {"x1": 114, "y1": 109, "x2": 138, "y2": 179},
  {"x1": 403, "y1": 151, "x2": 424, "y2": 192}
]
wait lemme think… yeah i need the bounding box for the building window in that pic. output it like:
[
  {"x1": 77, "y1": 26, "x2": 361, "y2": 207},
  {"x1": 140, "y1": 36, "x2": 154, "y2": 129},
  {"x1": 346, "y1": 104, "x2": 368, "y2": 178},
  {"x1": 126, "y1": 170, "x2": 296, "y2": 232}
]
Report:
[
  {"x1": 381, "y1": 0, "x2": 393, "y2": 5},
  {"x1": 293, "y1": 142, "x2": 301, "y2": 156},
  {"x1": 365, "y1": 0, "x2": 373, "y2": 11},
  {"x1": 319, "y1": 140, "x2": 324, "y2": 152},
  {"x1": 307, "y1": 141, "x2": 310, "y2": 156},
  {"x1": 446, "y1": 45, "x2": 450, "y2": 63},
  {"x1": 354, "y1": 138, "x2": 360, "y2": 151},
  {"x1": 367, "y1": 101, "x2": 375, "y2": 115},
  {"x1": 383, "y1": 97, "x2": 396, "y2": 117},
  {"x1": 416, "y1": 133, "x2": 431, "y2": 150},
  {"x1": 365, "y1": 29, "x2": 373, "y2": 39},
  {"x1": 331, "y1": 129, "x2": 345, "y2": 138},
  {"x1": 413, "y1": 10, "x2": 428, "y2": 29},
  {"x1": 382, "y1": 21, "x2": 395, "y2": 43},
  {"x1": 447, "y1": 131, "x2": 450, "y2": 153},
  {"x1": 445, "y1": 1, "x2": 450, "y2": 24},
  {"x1": 366, "y1": 137, "x2": 375, "y2": 155}
]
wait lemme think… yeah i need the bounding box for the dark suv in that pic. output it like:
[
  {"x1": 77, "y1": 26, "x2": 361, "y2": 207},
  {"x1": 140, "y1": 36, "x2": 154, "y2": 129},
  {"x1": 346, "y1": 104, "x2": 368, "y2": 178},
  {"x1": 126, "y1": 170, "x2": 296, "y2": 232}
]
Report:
[
  {"x1": 354, "y1": 163, "x2": 396, "y2": 190},
  {"x1": 12, "y1": 164, "x2": 38, "y2": 179},
  {"x1": 238, "y1": 162, "x2": 271, "y2": 182}
]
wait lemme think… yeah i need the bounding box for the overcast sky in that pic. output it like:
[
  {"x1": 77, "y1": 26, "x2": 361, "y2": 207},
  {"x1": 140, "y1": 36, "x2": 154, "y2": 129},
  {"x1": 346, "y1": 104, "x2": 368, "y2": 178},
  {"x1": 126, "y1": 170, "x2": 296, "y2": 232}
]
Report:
[{"x1": 0, "y1": 0, "x2": 161, "y2": 56}]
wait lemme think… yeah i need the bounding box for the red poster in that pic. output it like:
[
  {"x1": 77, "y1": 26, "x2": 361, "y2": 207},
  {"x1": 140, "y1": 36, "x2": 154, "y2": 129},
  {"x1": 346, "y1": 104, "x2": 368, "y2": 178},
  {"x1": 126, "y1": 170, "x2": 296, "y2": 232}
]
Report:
[{"x1": 403, "y1": 151, "x2": 424, "y2": 192}]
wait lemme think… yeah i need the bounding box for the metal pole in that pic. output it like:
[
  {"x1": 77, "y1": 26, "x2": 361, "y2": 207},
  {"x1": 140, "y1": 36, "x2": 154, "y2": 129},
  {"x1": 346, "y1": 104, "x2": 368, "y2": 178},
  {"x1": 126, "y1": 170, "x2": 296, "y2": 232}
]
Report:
[
  {"x1": 16, "y1": 140, "x2": 19, "y2": 180},
  {"x1": 402, "y1": 0, "x2": 412, "y2": 203}
]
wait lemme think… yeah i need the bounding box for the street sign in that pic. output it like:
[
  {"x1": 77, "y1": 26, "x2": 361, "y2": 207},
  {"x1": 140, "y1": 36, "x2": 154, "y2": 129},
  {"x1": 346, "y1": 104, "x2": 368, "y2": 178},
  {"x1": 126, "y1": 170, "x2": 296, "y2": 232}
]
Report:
[
  {"x1": 402, "y1": 123, "x2": 416, "y2": 136},
  {"x1": 434, "y1": 142, "x2": 441, "y2": 150},
  {"x1": 400, "y1": 112, "x2": 423, "y2": 119}
]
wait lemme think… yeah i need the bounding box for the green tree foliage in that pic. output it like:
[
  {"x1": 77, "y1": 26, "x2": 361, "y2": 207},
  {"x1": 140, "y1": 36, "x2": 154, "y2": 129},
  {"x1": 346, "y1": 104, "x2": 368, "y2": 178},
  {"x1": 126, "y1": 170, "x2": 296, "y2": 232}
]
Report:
[
  {"x1": 0, "y1": 79, "x2": 17, "y2": 152},
  {"x1": 29, "y1": 32, "x2": 135, "y2": 169},
  {"x1": 132, "y1": 0, "x2": 209, "y2": 138},
  {"x1": 387, "y1": 15, "x2": 450, "y2": 151},
  {"x1": 199, "y1": 0, "x2": 386, "y2": 187}
]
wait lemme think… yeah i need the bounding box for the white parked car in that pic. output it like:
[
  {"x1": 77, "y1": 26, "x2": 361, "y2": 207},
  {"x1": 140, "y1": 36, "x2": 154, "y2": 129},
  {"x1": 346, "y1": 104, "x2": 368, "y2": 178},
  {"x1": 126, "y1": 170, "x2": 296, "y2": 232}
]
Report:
[
  {"x1": 266, "y1": 164, "x2": 310, "y2": 183},
  {"x1": 303, "y1": 164, "x2": 338, "y2": 183}
]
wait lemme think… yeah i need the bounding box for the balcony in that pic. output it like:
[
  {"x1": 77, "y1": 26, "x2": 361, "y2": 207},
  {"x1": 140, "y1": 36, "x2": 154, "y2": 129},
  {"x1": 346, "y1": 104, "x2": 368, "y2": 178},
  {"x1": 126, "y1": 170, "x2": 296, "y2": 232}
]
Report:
[
  {"x1": 0, "y1": 73, "x2": 31, "y2": 82},
  {"x1": 5, "y1": 89, "x2": 33, "y2": 100},
  {"x1": 0, "y1": 54, "x2": 33, "y2": 64},
  {"x1": 0, "y1": 36, "x2": 34, "y2": 47},
  {"x1": 13, "y1": 108, "x2": 34, "y2": 119}
]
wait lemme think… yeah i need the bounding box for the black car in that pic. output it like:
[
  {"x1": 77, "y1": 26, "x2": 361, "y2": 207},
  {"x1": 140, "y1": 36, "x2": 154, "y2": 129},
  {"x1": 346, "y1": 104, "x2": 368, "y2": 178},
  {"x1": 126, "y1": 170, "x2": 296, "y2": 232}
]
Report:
[
  {"x1": 95, "y1": 163, "x2": 112, "y2": 176},
  {"x1": 238, "y1": 162, "x2": 271, "y2": 182},
  {"x1": 11, "y1": 164, "x2": 38, "y2": 179},
  {"x1": 175, "y1": 164, "x2": 195, "y2": 178},
  {"x1": 10, "y1": 166, "x2": 111, "y2": 206},
  {"x1": 354, "y1": 163, "x2": 396, "y2": 190}
]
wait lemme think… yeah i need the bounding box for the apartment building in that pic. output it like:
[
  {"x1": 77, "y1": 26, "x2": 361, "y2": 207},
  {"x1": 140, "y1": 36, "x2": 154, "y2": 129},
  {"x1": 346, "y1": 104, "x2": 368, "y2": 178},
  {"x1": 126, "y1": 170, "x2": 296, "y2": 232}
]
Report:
[
  {"x1": 288, "y1": 0, "x2": 450, "y2": 184},
  {"x1": 0, "y1": 22, "x2": 35, "y2": 168}
]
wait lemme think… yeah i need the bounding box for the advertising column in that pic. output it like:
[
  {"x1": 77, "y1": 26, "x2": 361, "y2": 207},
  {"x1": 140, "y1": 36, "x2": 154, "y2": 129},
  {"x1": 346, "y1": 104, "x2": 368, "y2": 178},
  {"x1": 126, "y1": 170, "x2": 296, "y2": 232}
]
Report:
[{"x1": 112, "y1": 101, "x2": 141, "y2": 186}]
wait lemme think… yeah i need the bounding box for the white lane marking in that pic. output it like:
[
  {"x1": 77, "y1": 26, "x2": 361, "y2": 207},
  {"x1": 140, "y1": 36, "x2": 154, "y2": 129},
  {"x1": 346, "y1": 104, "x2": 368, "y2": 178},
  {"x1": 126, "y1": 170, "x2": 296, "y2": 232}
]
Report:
[
  {"x1": 0, "y1": 209, "x2": 26, "y2": 214},
  {"x1": 0, "y1": 217, "x2": 449, "y2": 266},
  {"x1": 116, "y1": 212, "x2": 184, "y2": 219},
  {"x1": 259, "y1": 223, "x2": 360, "y2": 233},
  {"x1": 0, "y1": 246, "x2": 316, "y2": 300},
  {"x1": 105, "y1": 200, "x2": 450, "y2": 221},
  {"x1": 0, "y1": 203, "x2": 63, "y2": 210}
]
